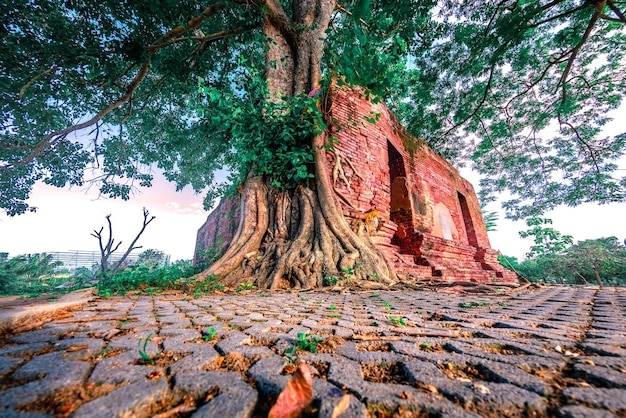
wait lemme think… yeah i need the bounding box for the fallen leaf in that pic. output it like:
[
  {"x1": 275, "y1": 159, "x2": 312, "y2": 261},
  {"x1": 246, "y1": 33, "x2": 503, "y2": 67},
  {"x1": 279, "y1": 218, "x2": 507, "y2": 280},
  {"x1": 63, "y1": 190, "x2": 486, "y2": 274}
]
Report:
[
  {"x1": 422, "y1": 384, "x2": 439, "y2": 393},
  {"x1": 57, "y1": 404, "x2": 74, "y2": 414},
  {"x1": 53, "y1": 312, "x2": 75, "y2": 320},
  {"x1": 268, "y1": 363, "x2": 313, "y2": 418},
  {"x1": 67, "y1": 344, "x2": 89, "y2": 352},
  {"x1": 457, "y1": 377, "x2": 472, "y2": 383},
  {"x1": 471, "y1": 383, "x2": 491, "y2": 394},
  {"x1": 330, "y1": 395, "x2": 351, "y2": 418},
  {"x1": 584, "y1": 359, "x2": 595, "y2": 366},
  {"x1": 555, "y1": 345, "x2": 563, "y2": 353},
  {"x1": 400, "y1": 391, "x2": 410, "y2": 399},
  {"x1": 148, "y1": 370, "x2": 163, "y2": 380},
  {"x1": 152, "y1": 405, "x2": 197, "y2": 418}
]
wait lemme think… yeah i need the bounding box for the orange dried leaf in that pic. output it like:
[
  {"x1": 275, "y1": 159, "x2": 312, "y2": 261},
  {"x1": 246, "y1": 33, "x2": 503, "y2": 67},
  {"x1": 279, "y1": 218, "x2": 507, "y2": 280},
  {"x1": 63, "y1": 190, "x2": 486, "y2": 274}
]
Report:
[
  {"x1": 67, "y1": 344, "x2": 89, "y2": 352},
  {"x1": 268, "y1": 363, "x2": 313, "y2": 418}
]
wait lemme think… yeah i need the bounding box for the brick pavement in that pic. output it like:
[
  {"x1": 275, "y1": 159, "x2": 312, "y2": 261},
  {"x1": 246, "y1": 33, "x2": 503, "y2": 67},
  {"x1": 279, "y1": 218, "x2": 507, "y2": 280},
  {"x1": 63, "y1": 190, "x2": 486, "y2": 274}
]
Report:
[{"x1": 0, "y1": 286, "x2": 624, "y2": 417}]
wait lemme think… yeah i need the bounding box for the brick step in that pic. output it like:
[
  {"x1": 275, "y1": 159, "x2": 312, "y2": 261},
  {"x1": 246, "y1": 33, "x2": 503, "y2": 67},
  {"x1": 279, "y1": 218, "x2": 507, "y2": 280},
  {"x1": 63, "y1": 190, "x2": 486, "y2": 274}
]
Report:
[
  {"x1": 371, "y1": 236, "x2": 393, "y2": 246},
  {"x1": 397, "y1": 265, "x2": 433, "y2": 279},
  {"x1": 433, "y1": 267, "x2": 496, "y2": 278}
]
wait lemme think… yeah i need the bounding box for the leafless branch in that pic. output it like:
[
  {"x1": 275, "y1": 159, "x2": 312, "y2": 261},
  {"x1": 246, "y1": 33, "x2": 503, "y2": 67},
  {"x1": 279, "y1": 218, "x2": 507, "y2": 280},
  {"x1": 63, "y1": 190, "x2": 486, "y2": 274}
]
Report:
[
  {"x1": 109, "y1": 207, "x2": 156, "y2": 275},
  {"x1": 91, "y1": 208, "x2": 156, "y2": 276}
]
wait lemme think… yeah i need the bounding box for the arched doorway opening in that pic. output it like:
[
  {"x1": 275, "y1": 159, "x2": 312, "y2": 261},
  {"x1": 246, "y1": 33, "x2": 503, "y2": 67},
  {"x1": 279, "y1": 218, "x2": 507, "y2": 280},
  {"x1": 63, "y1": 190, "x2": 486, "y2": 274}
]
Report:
[{"x1": 387, "y1": 141, "x2": 413, "y2": 243}]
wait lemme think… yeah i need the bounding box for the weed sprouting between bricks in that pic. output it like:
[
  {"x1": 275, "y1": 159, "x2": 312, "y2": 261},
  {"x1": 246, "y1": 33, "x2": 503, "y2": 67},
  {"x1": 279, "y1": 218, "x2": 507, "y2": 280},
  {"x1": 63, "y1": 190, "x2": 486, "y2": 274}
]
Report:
[{"x1": 138, "y1": 333, "x2": 156, "y2": 365}]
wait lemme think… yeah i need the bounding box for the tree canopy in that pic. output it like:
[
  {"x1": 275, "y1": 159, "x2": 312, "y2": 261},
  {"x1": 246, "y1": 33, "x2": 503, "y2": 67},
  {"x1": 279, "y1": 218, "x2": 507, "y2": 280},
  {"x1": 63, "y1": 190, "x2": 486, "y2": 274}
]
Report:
[
  {"x1": 1, "y1": 0, "x2": 625, "y2": 219},
  {"x1": 506, "y1": 235, "x2": 626, "y2": 285}
]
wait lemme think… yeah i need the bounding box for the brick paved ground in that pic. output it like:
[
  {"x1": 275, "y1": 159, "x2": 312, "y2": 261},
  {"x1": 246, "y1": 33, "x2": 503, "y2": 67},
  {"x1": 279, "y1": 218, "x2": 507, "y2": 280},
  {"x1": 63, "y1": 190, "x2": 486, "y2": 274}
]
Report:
[{"x1": 0, "y1": 286, "x2": 624, "y2": 417}]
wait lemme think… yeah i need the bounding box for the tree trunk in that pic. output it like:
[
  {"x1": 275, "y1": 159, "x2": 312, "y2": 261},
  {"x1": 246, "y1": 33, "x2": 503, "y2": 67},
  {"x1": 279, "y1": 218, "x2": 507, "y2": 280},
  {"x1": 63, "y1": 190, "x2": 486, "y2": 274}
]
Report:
[
  {"x1": 593, "y1": 267, "x2": 604, "y2": 287},
  {"x1": 199, "y1": 0, "x2": 397, "y2": 289}
]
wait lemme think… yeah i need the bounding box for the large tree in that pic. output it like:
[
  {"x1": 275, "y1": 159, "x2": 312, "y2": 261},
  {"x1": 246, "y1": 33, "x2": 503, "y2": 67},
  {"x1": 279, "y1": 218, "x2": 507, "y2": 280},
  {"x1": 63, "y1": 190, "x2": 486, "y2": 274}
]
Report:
[{"x1": 2, "y1": 0, "x2": 625, "y2": 288}]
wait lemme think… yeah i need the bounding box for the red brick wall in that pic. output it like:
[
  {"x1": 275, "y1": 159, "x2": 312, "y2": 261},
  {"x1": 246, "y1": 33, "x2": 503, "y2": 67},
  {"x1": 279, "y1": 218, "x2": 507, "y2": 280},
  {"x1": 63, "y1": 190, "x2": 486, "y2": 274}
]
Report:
[
  {"x1": 193, "y1": 196, "x2": 240, "y2": 265},
  {"x1": 194, "y1": 86, "x2": 517, "y2": 283},
  {"x1": 327, "y1": 86, "x2": 491, "y2": 248}
]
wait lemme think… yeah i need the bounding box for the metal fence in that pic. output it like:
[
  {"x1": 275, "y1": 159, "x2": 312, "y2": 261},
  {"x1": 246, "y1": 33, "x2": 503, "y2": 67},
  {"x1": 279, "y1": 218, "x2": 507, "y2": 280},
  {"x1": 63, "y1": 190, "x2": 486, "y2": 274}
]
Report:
[
  {"x1": 47, "y1": 251, "x2": 142, "y2": 271},
  {"x1": 3, "y1": 250, "x2": 171, "y2": 271}
]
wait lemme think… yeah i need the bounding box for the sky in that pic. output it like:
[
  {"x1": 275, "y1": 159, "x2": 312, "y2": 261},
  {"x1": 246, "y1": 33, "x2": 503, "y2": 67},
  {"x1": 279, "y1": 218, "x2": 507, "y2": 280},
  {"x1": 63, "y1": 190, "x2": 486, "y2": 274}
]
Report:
[{"x1": 0, "y1": 173, "x2": 209, "y2": 261}]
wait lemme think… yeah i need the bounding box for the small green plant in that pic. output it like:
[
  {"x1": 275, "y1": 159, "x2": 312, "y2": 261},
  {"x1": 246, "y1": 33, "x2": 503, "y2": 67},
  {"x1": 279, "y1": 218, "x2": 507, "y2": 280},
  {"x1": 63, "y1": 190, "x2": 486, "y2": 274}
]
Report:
[
  {"x1": 295, "y1": 332, "x2": 324, "y2": 353},
  {"x1": 498, "y1": 302, "x2": 509, "y2": 307},
  {"x1": 419, "y1": 342, "x2": 434, "y2": 351},
  {"x1": 258, "y1": 291, "x2": 268, "y2": 297},
  {"x1": 183, "y1": 297, "x2": 188, "y2": 302},
  {"x1": 458, "y1": 301, "x2": 490, "y2": 308},
  {"x1": 118, "y1": 320, "x2": 130, "y2": 327},
  {"x1": 382, "y1": 301, "x2": 392, "y2": 313},
  {"x1": 323, "y1": 276, "x2": 338, "y2": 286},
  {"x1": 285, "y1": 344, "x2": 296, "y2": 365},
  {"x1": 389, "y1": 316, "x2": 406, "y2": 327},
  {"x1": 317, "y1": 301, "x2": 323, "y2": 305},
  {"x1": 330, "y1": 313, "x2": 342, "y2": 318},
  {"x1": 237, "y1": 282, "x2": 255, "y2": 292},
  {"x1": 341, "y1": 266, "x2": 355, "y2": 277},
  {"x1": 203, "y1": 327, "x2": 217, "y2": 341},
  {"x1": 297, "y1": 294, "x2": 307, "y2": 301},
  {"x1": 138, "y1": 333, "x2": 155, "y2": 365},
  {"x1": 329, "y1": 304, "x2": 336, "y2": 311},
  {"x1": 418, "y1": 310, "x2": 426, "y2": 315},
  {"x1": 370, "y1": 293, "x2": 380, "y2": 298}
]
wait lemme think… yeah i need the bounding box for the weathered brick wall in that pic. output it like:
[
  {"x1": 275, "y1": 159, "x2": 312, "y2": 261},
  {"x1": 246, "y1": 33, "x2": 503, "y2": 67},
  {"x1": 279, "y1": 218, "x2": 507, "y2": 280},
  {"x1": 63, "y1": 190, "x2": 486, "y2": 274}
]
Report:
[
  {"x1": 327, "y1": 86, "x2": 516, "y2": 283},
  {"x1": 327, "y1": 86, "x2": 491, "y2": 248},
  {"x1": 193, "y1": 196, "x2": 240, "y2": 265},
  {"x1": 194, "y1": 86, "x2": 517, "y2": 283}
]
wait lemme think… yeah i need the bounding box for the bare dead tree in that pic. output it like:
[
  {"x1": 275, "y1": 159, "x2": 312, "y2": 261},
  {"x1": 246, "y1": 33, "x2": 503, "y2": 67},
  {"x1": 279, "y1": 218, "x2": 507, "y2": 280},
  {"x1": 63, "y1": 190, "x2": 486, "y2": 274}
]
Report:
[{"x1": 91, "y1": 208, "x2": 156, "y2": 276}]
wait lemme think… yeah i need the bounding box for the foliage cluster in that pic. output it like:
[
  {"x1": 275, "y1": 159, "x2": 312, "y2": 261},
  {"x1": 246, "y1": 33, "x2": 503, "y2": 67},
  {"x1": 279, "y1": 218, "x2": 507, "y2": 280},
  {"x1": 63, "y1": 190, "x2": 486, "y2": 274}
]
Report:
[
  {"x1": 500, "y1": 218, "x2": 626, "y2": 285},
  {"x1": 0, "y1": 249, "x2": 204, "y2": 297},
  {"x1": 0, "y1": 253, "x2": 64, "y2": 295},
  {"x1": 1, "y1": 0, "x2": 624, "y2": 220},
  {"x1": 95, "y1": 259, "x2": 199, "y2": 296},
  {"x1": 195, "y1": 75, "x2": 322, "y2": 201}
]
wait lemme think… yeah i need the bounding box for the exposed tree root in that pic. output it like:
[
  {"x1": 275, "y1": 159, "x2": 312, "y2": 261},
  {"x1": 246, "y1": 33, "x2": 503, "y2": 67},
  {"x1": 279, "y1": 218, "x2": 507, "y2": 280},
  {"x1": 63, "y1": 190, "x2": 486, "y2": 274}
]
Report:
[
  {"x1": 328, "y1": 149, "x2": 366, "y2": 211},
  {"x1": 197, "y1": 134, "x2": 397, "y2": 290}
]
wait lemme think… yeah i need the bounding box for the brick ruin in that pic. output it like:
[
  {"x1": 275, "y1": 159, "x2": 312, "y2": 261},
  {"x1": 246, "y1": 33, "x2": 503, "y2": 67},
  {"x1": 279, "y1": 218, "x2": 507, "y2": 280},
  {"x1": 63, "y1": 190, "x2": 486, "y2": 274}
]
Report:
[{"x1": 195, "y1": 87, "x2": 517, "y2": 284}]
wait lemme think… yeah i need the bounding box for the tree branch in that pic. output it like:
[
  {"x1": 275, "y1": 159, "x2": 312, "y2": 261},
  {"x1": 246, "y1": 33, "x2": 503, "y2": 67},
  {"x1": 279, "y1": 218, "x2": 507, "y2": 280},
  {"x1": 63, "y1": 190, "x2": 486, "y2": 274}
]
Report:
[
  {"x1": 6, "y1": 61, "x2": 151, "y2": 169},
  {"x1": 443, "y1": 65, "x2": 495, "y2": 136},
  {"x1": 4, "y1": 3, "x2": 243, "y2": 170},
  {"x1": 264, "y1": 0, "x2": 295, "y2": 40},
  {"x1": 19, "y1": 65, "x2": 57, "y2": 100},
  {"x1": 110, "y1": 208, "x2": 156, "y2": 275},
  {"x1": 147, "y1": 4, "x2": 228, "y2": 51},
  {"x1": 528, "y1": 1, "x2": 591, "y2": 29},
  {"x1": 606, "y1": 0, "x2": 626, "y2": 22},
  {"x1": 558, "y1": 1, "x2": 604, "y2": 105}
]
